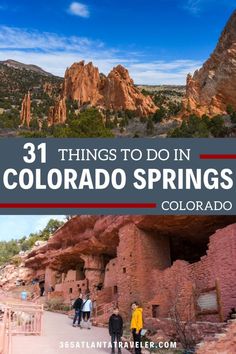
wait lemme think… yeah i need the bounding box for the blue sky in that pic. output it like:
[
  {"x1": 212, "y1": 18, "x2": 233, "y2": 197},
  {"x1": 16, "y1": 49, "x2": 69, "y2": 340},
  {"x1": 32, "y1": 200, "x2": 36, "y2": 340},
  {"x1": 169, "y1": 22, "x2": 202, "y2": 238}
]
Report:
[
  {"x1": 0, "y1": 1, "x2": 235, "y2": 84},
  {"x1": 0, "y1": 215, "x2": 66, "y2": 241}
]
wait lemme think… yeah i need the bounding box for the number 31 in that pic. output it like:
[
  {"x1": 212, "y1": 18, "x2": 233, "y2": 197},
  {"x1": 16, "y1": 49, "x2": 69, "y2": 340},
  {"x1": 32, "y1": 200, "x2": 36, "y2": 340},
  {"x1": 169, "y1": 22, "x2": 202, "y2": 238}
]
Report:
[{"x1": 23, "y1": 142, "x2": 47, "y2": 163}]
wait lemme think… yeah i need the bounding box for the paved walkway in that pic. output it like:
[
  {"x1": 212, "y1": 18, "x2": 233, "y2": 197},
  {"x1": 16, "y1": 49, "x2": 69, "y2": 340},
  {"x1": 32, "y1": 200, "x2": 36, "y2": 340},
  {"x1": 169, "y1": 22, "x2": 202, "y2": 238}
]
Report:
[{"x1": 12, "y1": 311, "x2": 130, "y2": 354}]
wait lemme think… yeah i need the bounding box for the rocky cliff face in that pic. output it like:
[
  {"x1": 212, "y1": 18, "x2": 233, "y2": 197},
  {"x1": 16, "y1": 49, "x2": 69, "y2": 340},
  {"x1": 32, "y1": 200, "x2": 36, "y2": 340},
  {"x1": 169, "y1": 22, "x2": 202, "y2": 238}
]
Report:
[
  {"x1": 2, "y1": 214, "x2": 236, "y2": 334},
  {"x1": 23, "y1": 215, "x2": 236, "y2": 270},
  {"x1": 49, "y1": 61, "x2": 157, "y2": 124},
  {"x1": 0, "y1": 263, "x2": 33, "y2": 291},
  {"x1": 183, "y1": 10, "x2": 236, "y2": 116},
  {"x1": 20, "y1": 92, "x2": 31, "y2": 127},
  {"x1": 101, "y1": 65, "x2": 157, "y2": 116},
  {"x1": 63, "y1": 61, "x2": 102, "y2": 106}
]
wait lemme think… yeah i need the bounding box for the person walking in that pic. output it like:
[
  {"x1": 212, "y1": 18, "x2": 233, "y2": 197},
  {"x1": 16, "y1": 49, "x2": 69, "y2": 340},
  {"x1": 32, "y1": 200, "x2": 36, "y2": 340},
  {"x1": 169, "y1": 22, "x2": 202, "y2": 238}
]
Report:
[
  {"x1": 81, "y1": 294, "x2": 93, "y2": 329},
  {"x1": 72, "y1": 293, "x2": 83, "y2": 327},
  {"x1": 130, "y1": 302, "x2": 143, "y2": 354},
  {"x1": 109, "y1": 306, "x2": 123, "y2": 354},
  {"x1": 21, "y1": 289, "x2": 27, "y2": 301}
]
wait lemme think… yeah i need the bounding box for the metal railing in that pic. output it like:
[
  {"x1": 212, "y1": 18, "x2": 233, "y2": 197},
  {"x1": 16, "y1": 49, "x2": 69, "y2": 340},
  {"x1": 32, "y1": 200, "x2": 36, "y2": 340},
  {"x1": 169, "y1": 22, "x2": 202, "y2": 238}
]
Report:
[
  {"x1": 0, "y1": 310, "x2": 10, "y2": 354},
  {"x1": 0, "y1": 303, "x2": 44, "y2": 354},
  {"x1": 94, "y1": 301, "x2": 116, "y2": 320}
]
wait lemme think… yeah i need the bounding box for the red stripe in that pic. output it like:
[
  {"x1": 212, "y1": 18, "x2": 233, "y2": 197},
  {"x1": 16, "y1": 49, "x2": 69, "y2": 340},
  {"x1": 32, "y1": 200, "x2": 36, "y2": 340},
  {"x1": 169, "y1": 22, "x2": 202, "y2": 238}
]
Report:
[
  {"x1": 0, "y1": 203, "x2": 156, "y2": 209},
  {"x1": 200, "y1": 154, "x2": 236, "y2": 159}
]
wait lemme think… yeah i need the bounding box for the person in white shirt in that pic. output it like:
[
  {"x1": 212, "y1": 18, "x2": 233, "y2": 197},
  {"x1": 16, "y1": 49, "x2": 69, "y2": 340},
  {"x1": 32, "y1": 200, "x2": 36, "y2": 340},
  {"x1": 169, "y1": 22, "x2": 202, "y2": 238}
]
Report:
[{"x1": 81, "y1": 294, "x2": 93, "y2": 329}]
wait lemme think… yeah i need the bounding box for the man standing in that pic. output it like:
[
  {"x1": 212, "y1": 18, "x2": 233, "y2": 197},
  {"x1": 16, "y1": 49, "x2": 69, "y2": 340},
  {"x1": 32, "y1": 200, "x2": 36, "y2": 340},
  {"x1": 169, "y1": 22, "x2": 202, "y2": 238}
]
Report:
[
  {"x1": 130, "y1": 302, "x2": 143, "y2": 354},
  {"x1": 72, "y1": 293, "x2": 83, "y2": 327},
  {"x1": 81, "y1": 294, "x2": 93, "y2": 329}
]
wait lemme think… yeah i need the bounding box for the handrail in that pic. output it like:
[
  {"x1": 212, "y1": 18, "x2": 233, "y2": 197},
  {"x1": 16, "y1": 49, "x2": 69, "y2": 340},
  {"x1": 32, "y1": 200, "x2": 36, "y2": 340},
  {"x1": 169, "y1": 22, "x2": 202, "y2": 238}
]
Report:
[
  {"x1": 0, "y1": 303, "x2": 44, "y2": 354},
  {"x1": 0, "y1": 309, "x2": 10, "y2": 354},
  {"x1": 94, "y1": 301, "x2": 116, "y2": 319}
]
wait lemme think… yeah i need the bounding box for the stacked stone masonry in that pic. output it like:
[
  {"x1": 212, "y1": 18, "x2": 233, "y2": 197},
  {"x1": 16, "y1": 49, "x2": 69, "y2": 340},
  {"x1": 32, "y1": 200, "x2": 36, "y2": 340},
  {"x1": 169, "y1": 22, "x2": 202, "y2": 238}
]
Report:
[{"x1": 2, "y1": 215, "x2": 236, "y2": 347}]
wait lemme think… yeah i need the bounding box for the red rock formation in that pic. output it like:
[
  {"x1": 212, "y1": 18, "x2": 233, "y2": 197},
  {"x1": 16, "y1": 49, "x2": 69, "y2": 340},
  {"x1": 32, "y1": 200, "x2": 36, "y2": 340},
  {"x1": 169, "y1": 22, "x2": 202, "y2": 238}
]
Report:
[
  {"x1": 63, "y1": 61, "x2": 102, "y2": 106},
  {"x1": 196, "y1": 319, "x2": 236, "y2": 354},
  {"x1": 49, "y1": 61, "x2": 157, "y2": 124},
  {"x1": 47, "y1": 97, "x2": 67, "y2": 126},
  {"x1": 20, "y1": 92, "x2": 31, "y2": 128},
  {"x1": 20, "y1": 215, "x2": 236, "y2": 315},
  {"x1": 101, "y1": 65, "x2": 157, "y2": 116},
  {"x1": 183, "y1": 10, "x2": 236, "y2": 116},
  {"x1": 3, "y1": 215, "x2": 236, "y2": 348},
  {"x1": 0, "y1": 263, "x2": 33, "y2": 291},
  {"x1": 43, "y1": 82, "x2": 53, "y2": 97}
]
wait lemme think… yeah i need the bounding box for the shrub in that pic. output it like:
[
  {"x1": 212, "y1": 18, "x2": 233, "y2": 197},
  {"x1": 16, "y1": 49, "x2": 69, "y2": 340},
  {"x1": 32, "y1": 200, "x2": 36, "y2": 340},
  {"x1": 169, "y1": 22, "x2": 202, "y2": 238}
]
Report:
[
  {"x1": 67, "y1": 108, "x2": 114, "y2": 137},
  {"x1": 11, "y1": 255, "x2": 22, "y2": 266},
  {"x1": 226, "y1": 104, "x2": 234, "y2": 115},
  {"x1": 45, "y1": 297, "x2": 66, "y2": 311},
  {"x1": 152, "y1": 106, "x2": 167, "y2": 123},
  {"x1": 169, "y1": 114, "x2": 228, "y2": 138},
  {"x1": 230, "y1": 111, "x2": 236, "y2": 124}
]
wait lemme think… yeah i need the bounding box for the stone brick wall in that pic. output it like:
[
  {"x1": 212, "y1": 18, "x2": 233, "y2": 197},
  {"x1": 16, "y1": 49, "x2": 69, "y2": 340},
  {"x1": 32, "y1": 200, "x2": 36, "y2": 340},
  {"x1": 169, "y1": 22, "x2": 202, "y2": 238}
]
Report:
[
  {"x1": 54, "y1": 279, "x2": 88, "y2": 302},
  {"x1": 64, "y1": 270, "x2": 76, "y2": 282},
  {"x1": 116, "y1": 223, "x2": 138, "y2": 318},
  {"x1": 44, "y1": 267, "x2": 57, "y2": 293},
  {"x1": 116, "y1": 223, "x2": 171, "y2": 318},
  {"x1": 20, "y1": 216, "x2": 236, "y2": 331},
  {"x1": 192, "y1": 224, "x2": 236, "y2": 321},
  {"x1": 148, "y1": 260, "x2": 194, "y2": 320},
  {"x1": 104, "y1": 258, "x2": 118, "y2": 288},
  {"x1": 82, "y1": 254, "x2": 106, "y2": 294},
  {"x1": 146, "y1": 224, "x2": 236, "y2": 322}
]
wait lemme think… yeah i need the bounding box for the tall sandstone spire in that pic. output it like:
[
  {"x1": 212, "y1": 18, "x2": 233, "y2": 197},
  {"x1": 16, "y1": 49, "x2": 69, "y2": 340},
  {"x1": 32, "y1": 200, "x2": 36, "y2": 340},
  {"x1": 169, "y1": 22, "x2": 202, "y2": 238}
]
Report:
[
  {"x1": 48, "y1": 61, "x2": 157, "y2": 124},
  {"x1": 20, "y1": 92, "x2": 31, "y2": 128},
  {"x1": 48, "y1": 98, "x2": 67, "y2": 126},
  {"x1": 101, "y1": 64, "x2": 157, "y2": 116},
  {"x1": 183, "y1": 10, "x2": 236, "y2": 116}
]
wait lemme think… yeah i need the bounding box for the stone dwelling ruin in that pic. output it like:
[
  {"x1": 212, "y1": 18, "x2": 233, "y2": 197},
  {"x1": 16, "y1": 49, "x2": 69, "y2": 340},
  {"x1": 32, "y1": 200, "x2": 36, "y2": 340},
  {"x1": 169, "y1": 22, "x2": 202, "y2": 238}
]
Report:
[{"x1": 21, "y1": 215, "x2": 236, "y2": 326}]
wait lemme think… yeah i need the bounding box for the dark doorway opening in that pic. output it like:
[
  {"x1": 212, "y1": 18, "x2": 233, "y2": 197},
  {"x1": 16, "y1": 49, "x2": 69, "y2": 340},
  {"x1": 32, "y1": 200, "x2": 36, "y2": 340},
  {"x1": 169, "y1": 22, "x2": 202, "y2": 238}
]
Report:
[
  {"x1": 169, "y1": 236, "x2": 209, "y2": 264},
  {"x1": 152, "y1": 305, "x2": 160, "y2": 318}
]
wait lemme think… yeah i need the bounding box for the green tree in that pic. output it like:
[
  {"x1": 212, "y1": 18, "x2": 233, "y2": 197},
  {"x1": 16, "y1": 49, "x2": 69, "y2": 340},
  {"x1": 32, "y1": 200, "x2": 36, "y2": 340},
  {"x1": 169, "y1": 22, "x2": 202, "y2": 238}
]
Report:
[
  {"x1": 209, "y1": 115, "x2": 228, "y2": 137},
  {"x1": 230, "y1": 111, "x2": 236, "y2": 124},
  {"x1": 0, "y1": 240, "x2": 20, "y2": 265},
  {"x1": 169, "y1": 114, "x2": 228, "y2": 138},
  {"x1": 152, "y1": 106, "x2": 167, "y2": 123},
  {"x1": 226, "y1": 104, "x2": 234, "y2": 115},
  {"x1": 67, "y1": 108, "x2": 114, "y2": 138},
  {"x1": 0, "y1": 218, "x2": 65, "y2": 264},
  {"x1": 39, "y1": 219, "x2": 64, "y2": 241}
]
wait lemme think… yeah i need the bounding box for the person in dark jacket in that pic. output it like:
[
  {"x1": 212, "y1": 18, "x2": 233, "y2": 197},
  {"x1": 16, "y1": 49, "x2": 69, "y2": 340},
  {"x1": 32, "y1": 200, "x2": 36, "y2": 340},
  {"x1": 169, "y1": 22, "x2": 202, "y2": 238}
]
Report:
[
  {"x1": 109, "y1": 307, "x2": 123, "y2": 354},
  {"x1": 72, "y1": 293, "x2": 83, "y2": 327}
]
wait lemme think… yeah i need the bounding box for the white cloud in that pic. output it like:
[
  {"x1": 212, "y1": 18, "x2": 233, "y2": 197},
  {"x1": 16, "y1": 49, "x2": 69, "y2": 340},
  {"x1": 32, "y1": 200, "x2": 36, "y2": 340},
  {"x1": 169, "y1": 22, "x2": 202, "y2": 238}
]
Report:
[
  {"x1": 183, "y1": 0, "x2": 235, "y2": 15},
  {"x1": 0, "y1": 26, "x2": 202, "y2": 84},
  {"x1": 0, "y1": 26, "x2": 99, "y2": 51},
  {"x1": 184, "y1": 0, "x2": 201, "y2": 14},
  {"x1": 129, "y1": 60, "x2": 201, "y2": 85},
  {"x1": 68, "y1": 2, "x2": 90, "y2": 18}
]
